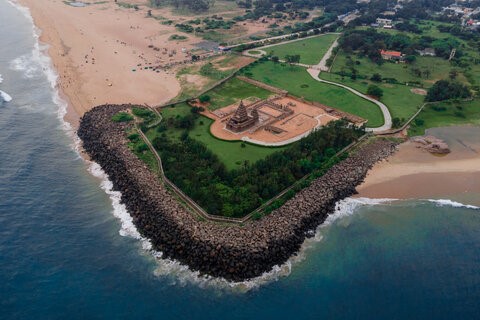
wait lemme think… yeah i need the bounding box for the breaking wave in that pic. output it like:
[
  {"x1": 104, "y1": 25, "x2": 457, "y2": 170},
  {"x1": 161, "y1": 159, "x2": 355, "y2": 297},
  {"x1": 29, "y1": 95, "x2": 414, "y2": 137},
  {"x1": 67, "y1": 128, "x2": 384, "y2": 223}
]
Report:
[
  {"x1": 0, "y1": 74, "x2": 12, "y2": 102},
  {"x1": 7, "y1": 0, "x2": 74, "y2": 145},
  {"x1": 427, "y1": 199, "x2": 479, "y2": 210},
  {"x1": 1, "y1": 90, "x2": 12, "y2": 102},
  {"x1": 6, "y1": 0, "x2": 400, "y2": 292}
]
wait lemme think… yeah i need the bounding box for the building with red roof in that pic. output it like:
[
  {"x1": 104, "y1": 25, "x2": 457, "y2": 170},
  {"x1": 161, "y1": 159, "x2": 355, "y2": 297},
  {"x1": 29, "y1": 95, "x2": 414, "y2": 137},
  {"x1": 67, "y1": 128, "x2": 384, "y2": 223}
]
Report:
[{"x1": 380, "y1": 49, "x2": 405, "y2": 62}]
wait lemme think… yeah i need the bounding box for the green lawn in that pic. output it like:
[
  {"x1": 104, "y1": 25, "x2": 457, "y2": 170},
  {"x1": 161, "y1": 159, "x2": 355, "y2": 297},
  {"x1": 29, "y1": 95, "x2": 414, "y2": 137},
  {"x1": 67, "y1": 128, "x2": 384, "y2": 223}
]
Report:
[
  {"x1": 331, "y1": 53, "x2": 456, "y2": 88},
  {"x1": 207, "y1": 77, "x2": 273, "y2": 110},
  {"x1": 153, "y1": 103, "x2": 285, "y2": 170},
  {"x1": 241, "y1": 61, "x2": 384, "y2": 127},
  {"x1": 319, "y1": 72, "x2": 425, "y2": 121},
  {"x1": 265, "y1": 34, "x2": 338, "y2": 65},
  {"x1": 408, "y1": 99, "x2": 480, "y2": 136}
]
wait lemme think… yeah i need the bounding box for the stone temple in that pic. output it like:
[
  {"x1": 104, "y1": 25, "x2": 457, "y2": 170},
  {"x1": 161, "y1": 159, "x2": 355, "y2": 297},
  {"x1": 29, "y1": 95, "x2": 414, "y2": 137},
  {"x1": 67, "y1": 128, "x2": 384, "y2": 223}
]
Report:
[{"x1": 226, "y1": 100, "x2": 259, "y2": 132}]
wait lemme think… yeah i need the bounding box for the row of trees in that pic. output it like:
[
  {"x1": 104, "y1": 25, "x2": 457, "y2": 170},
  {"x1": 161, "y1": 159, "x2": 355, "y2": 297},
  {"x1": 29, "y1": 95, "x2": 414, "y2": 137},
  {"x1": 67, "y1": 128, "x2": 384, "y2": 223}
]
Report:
[
  {"x1": 151, "y1": 0, "x2": 213, "y2": 12},
  {"x1": 152, "y1": 120, "x2": 364, "y2": 217}
]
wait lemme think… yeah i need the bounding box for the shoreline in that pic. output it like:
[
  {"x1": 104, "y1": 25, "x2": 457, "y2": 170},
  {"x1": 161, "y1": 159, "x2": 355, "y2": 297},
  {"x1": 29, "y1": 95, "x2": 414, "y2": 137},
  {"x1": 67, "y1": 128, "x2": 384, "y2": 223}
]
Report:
[
  {"x1": 356, "y1": 127, "x2": 480, "y2": 206},
  {"x1": 78, "y1": 104, "x2": 397, "y2": 281},
  {"x1": 17, "y1": 0, "x2": 193, "y2": 127}
]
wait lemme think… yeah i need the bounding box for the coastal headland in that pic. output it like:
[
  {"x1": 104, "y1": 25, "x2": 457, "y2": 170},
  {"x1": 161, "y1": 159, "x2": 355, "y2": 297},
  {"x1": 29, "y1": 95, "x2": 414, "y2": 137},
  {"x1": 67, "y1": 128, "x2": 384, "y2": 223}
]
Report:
[{"x1": 78, "y1": 104, "x2": 397, "y2": 281}]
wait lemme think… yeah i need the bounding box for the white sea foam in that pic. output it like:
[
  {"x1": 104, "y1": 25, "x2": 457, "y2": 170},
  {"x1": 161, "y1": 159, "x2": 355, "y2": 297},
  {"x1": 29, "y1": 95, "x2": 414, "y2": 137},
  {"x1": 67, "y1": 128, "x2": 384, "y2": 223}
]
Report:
[
  {"x1": 427, "y1": 199, "x2": 479, "y2": 210},
  {"x1": 5, "y1": 0, "x2": 398, "y2": 291},
  {"x1": 0, "y1": 90, "x2": 12, "y2": 102},
  {"x1": 0, "y1": 74, "x2": 3, "y2": 83},
  {"x1": 8, "y1": 0, "x2": 73, "y2": 142}
]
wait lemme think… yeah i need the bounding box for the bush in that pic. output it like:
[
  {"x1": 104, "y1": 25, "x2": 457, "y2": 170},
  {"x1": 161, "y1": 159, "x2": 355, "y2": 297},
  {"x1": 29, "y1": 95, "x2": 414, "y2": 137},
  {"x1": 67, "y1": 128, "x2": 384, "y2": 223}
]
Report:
[
  {"x1": 370, "y1": 73, "x2": 382, "y2": 82},
  {"x1": 111, "y1": 112, "x2": 133, "y2": 122},
  {"x1": 199, "y1": 95, "x2": 211, "y2": 103},
  {"x1": 414, "y1": 118, "x2": 425, "y2": 126},
  {"x1": 366, "y1": 85, "x2": 383, "y2": 98},
  {"x1": 168, "y1": 34, "x2": 187, "y2": 41},
  {"x1": 135, "y1": 143, "x2": 149, "y2": 153},
  {"x1": 128, "y1": 133, "x2": 140, "y2": 141}
]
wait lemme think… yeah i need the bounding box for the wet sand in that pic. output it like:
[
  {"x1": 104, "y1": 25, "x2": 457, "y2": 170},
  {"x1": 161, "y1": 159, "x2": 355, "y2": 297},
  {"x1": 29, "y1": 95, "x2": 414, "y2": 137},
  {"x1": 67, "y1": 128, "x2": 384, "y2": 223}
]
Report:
[{"x1": 357, "y1": 126, "x2": 480, "y2": 205}]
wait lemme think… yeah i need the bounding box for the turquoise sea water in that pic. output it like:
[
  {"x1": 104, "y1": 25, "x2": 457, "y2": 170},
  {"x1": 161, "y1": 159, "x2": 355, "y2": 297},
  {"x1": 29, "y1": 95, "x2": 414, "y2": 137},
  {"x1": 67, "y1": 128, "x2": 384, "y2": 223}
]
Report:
[{"x1": 1, "y1": 1, "x2": 480, "y2": 319}]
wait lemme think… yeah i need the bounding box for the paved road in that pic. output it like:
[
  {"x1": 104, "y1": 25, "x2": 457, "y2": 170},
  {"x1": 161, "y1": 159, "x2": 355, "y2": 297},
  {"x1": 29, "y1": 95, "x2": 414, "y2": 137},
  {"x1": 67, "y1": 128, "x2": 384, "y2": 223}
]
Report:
[{"x1": 307, "y1": 68, "x2": 392, "y2": 132}]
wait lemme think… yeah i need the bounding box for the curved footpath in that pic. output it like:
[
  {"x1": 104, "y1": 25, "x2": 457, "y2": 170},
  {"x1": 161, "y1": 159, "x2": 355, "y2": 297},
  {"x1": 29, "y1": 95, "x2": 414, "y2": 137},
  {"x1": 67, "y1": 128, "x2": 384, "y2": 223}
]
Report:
[
  {"x1": 307, "y1": 68, "x2": 392, "y2": 132},
  {"x1": 78, "y1": 104, "x2": 397, "y2": 281}
]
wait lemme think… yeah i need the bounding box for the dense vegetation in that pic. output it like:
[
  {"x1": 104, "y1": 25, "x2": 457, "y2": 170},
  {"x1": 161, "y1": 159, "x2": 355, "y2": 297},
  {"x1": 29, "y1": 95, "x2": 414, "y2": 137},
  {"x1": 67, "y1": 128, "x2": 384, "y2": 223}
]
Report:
[
  {"x1": 152, "y1": 120, "x2": 364, "y2": 217},
  {"x1": 339, "y1": 29, "x2": 462, "y2": 64},
  {"x1": 426, "y1": 80, "x2": 471, "y2": 102}
]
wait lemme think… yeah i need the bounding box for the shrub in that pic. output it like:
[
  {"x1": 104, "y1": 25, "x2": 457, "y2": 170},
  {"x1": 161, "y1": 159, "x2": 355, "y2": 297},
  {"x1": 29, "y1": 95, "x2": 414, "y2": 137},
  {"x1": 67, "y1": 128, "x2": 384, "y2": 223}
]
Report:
[
  {"x1": 199, "y1": 95, "x2": 211, "y2": 103},
  {"x1": 366, "y1": 85, "x2": 383, "y2": 98},
  {"x1": 111, "y1": 112, "x2": 133, "y2": 122}
]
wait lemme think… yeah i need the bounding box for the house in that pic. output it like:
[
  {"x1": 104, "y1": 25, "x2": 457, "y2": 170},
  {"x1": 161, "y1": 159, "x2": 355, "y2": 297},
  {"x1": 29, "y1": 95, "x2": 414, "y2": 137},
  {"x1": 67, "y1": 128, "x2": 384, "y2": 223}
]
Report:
[
  {"x1": 380, "y1": 50, "x2": 404, "y2": 61},
  {"x1": 376, "y1": 18, "x2": 393, "y2": 27},
  {"x1": 416, "y1": 48, "x2": 436, "y2": 57}
]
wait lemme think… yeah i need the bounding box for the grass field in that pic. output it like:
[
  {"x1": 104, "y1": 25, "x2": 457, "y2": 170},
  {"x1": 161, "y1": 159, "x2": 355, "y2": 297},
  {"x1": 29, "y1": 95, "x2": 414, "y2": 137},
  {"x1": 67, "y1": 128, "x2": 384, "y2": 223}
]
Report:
[
  {"x1": 265, "y1": 34, "x2": 338, "y2": 65},
  {"x1": 153, "y1": 103, "x2": 285, "y2": 169},
  {"x1": 241, "y1": 61, "x2": 384, "y2": 127},
  {"x1": 319, "y1": 72, "x2": 425, "y2": 121},
  {"x1": 408, "y1": 99, "x2": 480, "y2": 136},
  {"x1": 207, "y1": 77, "x2": 273, "y2": 110},
  {"x1": 331, "y1": 53, "x2": 459, "y2": 88}
]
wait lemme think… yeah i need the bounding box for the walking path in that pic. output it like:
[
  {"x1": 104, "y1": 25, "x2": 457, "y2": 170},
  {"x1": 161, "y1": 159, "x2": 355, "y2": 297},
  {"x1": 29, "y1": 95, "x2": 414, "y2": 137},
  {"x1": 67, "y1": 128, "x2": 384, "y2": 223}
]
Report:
[
  {"x1": 313, "y1": 38, "x2": 339, "y2": 71},
  {"x1": 307, "y1": 68, "x2": 392, "y2": 132}
]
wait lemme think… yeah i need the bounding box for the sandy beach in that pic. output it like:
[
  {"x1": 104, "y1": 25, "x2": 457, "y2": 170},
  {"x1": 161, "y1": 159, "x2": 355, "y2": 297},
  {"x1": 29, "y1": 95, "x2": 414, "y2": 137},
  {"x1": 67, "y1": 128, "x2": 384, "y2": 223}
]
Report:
[
  {"x1": 19, "y1": 0, "x2": 207, "y2": 125},
  {"x1": 357, "y1": 126, "x2": 480, "y2": 205}
]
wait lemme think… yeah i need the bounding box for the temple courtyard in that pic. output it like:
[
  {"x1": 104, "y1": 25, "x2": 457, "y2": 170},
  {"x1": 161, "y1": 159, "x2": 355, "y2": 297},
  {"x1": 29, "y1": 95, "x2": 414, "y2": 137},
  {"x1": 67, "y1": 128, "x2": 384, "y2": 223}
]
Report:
[{"x1": 204, "y1": 95, "x2": 343, "y2": 146}]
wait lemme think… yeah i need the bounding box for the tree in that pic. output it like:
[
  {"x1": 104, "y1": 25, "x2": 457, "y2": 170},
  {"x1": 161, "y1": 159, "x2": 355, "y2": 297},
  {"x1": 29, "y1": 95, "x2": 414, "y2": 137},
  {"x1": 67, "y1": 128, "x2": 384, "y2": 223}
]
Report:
[
  {"x1": 426, "y1": 80, "x2": 471, "y2": 102},
  {"x1": 449, "y1": 69, "x2": 458, "y2": 80},
  {"x1": 199, "y1": 94, "x2": 211, "y2": 103},
  {"x1": 367, "y1": 85, "x2": 383, "y2": 98},
  {"x1": 405, "y1": 55, "x2": 416, "y2": 64},
  {"x1": 271, "y1": 55, "x2": 279, "y2": 63},
  {"x1": 370, "y1": 73, "x2": 382, "y2": 82},
  {"x1": 285, "y1": 54, "x2": 300, "y2": 64},
  {"x1": 392, "y1": 117, "x2": 402, "y2": 128}
]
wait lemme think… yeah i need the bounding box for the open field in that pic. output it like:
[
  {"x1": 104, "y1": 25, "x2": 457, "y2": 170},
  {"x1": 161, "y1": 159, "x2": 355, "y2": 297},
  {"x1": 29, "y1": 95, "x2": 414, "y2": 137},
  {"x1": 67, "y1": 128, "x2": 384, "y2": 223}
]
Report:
[
  {"x1": 319, "y1": 72, "x2": 424, "y2": 122},
  {"x1": 174, "y1": 54, "x2": 255, "y2": 101},
  {"x1": 206, "y1": 77, "x2": 273, "y2": 110},
  {"x1": 241, "y1": 61, "x2": 384, "y2": 127},
  {"x1": 331, "y1": 53, "x2": 460, "y2": 88},
  {"x1": 153, "y1": 103, "x2": 285, "y2": 169},
  {"x1": 408, "y1": 99, "x2": 480, "y2": 136},
  {"x1": 263, "y1": 34, "x2": 339, "y2": 65}
]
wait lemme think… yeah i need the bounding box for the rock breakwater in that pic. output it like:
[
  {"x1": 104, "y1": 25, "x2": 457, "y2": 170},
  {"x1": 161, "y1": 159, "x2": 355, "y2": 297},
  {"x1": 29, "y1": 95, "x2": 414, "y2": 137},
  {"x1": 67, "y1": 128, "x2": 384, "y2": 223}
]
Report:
[{"x1": 78, "y1": 104, "x2": 397, "y2": 282}]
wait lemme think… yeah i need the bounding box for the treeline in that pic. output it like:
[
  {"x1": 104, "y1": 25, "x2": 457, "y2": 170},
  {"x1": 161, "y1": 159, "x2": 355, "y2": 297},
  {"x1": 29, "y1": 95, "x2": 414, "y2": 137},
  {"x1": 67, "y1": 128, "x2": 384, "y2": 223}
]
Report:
[
  {"x1": 339, "y1": 29, "x2": 462, "y2": 63},
  {"x1": 151, "y1": 0, "x2": 213, "y2": 12},
  {"x1": 152, "y1": 120, "x2": 364, "y2": 217}
]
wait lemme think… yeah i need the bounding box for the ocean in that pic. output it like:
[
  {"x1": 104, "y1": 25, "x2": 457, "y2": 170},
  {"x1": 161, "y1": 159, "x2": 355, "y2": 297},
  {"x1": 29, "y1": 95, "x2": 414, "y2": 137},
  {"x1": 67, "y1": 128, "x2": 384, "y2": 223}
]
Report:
[{"x1": 1, "y1": 1, "x2": 480, "y2": 319}]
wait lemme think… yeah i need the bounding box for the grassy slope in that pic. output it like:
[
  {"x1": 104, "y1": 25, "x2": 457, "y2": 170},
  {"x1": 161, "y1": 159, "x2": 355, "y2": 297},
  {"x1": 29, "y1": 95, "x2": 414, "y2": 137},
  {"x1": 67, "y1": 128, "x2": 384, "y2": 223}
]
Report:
[
  {"x1": 265, "y1": 34, "x2": 338, "y2": 65},
  {"x1": 242, "y1": 61, "x2": 384, "y2": 127},
  {"x1": 153, "y1": 103, "x2": 285, "y2": 170},
  {"x1": 207, "y1": 77, "x2": 273, "y2": 110},
  {"x1": 319, "y1": 72, "x2": 424, "y2": 121},
  {"x1": 408, "y1": 99, "x2": 480, "y2": 136}
]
